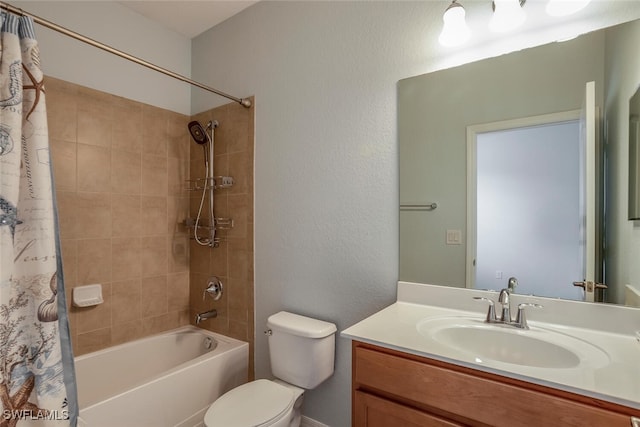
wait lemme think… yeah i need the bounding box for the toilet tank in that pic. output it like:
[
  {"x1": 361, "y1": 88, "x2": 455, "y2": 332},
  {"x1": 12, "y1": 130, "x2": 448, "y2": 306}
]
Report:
[{"x1": 267, "y1": 311, "x2": 337, "y2": 389}]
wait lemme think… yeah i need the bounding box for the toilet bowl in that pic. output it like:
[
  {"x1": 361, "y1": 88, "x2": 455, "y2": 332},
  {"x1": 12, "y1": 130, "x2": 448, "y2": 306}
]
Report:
[
  {"x1": 204, "y1": 380, "x2": 303, "y2": 427},
  {"x1": 203, "y1": 311, "x2": 336, "y2": 427}
]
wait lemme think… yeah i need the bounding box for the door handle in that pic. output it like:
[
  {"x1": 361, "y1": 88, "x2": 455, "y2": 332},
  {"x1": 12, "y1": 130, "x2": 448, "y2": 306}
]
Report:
[{"x1": 572, "y1": 281, "x2": 607, "y2": 292}]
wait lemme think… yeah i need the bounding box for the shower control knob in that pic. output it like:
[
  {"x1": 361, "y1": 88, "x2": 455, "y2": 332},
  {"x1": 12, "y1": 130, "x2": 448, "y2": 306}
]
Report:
[{"x1": 203, "y1": 276, "x2": 223, "y2": 301}]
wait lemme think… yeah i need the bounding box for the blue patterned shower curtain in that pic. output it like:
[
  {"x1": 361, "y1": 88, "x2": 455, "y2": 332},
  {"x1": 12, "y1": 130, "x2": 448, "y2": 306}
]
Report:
[{"x1": 0, "y1": 12, "x2": 78, "y2": 427}]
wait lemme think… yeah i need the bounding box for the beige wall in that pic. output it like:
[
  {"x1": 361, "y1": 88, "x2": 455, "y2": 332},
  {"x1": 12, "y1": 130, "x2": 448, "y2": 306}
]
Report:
[
  {"x1": 47, "y1": 77, "x2": 255, "y2": 371},
  {"x1": 188, "y1": 101, "x2": 255, "y2": 378},
  {"x1": 47, "y1": 77, "x2": 192, "y2": 355}
]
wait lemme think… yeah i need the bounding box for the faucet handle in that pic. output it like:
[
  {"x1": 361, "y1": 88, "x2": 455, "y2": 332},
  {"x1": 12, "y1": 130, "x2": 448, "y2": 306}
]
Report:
[
  {"x1": 473, "y1": 297, "x2": 497, "y2": 322},
  {"x1": 203, "y1": 276, "x2": 224, "y2": 301},
  {"x1": 515, "y1": 303, "x2": 543, "y2": 329}
]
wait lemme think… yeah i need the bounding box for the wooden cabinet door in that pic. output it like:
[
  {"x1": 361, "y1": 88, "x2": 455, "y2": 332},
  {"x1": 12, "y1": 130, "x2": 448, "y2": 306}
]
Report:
[{"x1": 354, "y1": 390, "x2": 463, "y2": 427}]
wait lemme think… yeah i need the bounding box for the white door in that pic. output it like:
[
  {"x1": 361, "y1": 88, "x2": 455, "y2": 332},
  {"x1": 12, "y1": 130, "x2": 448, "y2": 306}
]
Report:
[
  {"x1": 576, "y1": 80, "x2": 604, "y2": 302},
  {"x1": 467, "y1": 110, "x2": 594, "y2": 300}
]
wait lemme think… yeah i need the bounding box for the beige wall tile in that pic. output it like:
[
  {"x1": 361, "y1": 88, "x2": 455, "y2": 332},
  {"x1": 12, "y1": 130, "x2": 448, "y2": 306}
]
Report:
[
  {"x1": 112, "y1": 237, "x2": 142, "y2": 281},
  {"x1": 141, "y1": 236, "x2": 168, "y2": 277},
  {"x1": 77, "y1": 238, "x2": 111, "y2": 285},
  {"x1": 210, "y1": 246, "x2": 228, "y2": 278},
  {"x1": 77, "y1": 144, "x2": 111, "y2": 193},
  {"x1": 168, "y1": 233, "x2": 189, "y2": 273},
  {"x1": 167, "y1": 271, "x2": 189, "y2": 312},
  {"x1": 76, "y1": 327, "x2": 111, "y2": 355},
  {"x1": 141, "y1": 311, "x2": 180, "y2": 336},
  {"x1": 77, "y1": 87, "x2": 113, "y2": 148},
  {"x1": 46, "y1": 78, "x2": 78, "y2": 143},
  {"x1": 141, "y1": 154, "x2": 168, "y2": 196},
  {"x1": 60, "y1": 239, "x2": 77, "y2": 288},
  {"x1": 189, "y1": 158, "x2": 204, "y2": 182},
  {"x1": 189, "y1": 272, "x2": 212, "y2": 313},
  {"x1": 228, "y1": 150, "x2": 252, "y2": 195},
  {"x1": 112, "y1": 97, "x2": 143, "y2": 154},
  {"x1": 141, "y1": 274, "x2": 168, "y2": 318},
  {"x1": 111, "y1": 150, "x2": 141, "y2": 194},
  {"x1": 50, "y1": 139, "x2": 77, "y2": 192},
  {"x1": 189, "y1": 240, "x2": 211, "y2": 274},
  {"x1": 111, "y1": 194, "x2": 141, "y2": 238},
  {"x1": 167, "y1": 196, "x2": 189, "y2": 235},
  {"x1": 227, "y1": 239, "x2": 252, "y2": 281},
  {"x1": 167, "y1": 113, "x2": 189, "y2": 160},
  {"x1": 112, "y1": 279, "x2": 141, "y2": 325},
  {"x1": 141, "y1": 196, "x2": 167, "y2": 236},
  {"x1": 56, "y1": 191, "x2": 78, "y2": 239},
  {"x1": 227, "y1": 277, "x2": 249, "y2": 324},
  {"x1": 142, "y1": 105, "x2": 168, "y2": 157},
  {"x1": 226, "y1": 194, "x2": 251, "y2": 239},
  {"x1": 111, "y1": 321, "x2": 143, "y2": 346},
  {"x1": 213, "y1": 152, "x2": 230, "y2": 178},
  {"x1": 76, "y1": 192, "x2": 111, "y2": 238},
  {"x1": 168, "y1": 157, "x2": 188, "y2": 197}
]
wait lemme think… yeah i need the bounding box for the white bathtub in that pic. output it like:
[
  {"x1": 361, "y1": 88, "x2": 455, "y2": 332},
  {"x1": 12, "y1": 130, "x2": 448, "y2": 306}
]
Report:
[{"x1": 75, "y1": 326, "x2": 248, "y2": 427}]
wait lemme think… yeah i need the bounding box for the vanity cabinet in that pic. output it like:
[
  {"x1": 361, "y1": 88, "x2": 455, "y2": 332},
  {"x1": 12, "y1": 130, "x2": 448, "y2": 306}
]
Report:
[{"x1": 352, "y1": 341, "x2": 639, "y2": 427}]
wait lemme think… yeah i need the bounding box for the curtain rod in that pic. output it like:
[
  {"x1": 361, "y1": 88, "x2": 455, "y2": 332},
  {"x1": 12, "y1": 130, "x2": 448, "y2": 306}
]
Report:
[{"x1": 0, "y1": 1, "x2": 252, "y2": 108}]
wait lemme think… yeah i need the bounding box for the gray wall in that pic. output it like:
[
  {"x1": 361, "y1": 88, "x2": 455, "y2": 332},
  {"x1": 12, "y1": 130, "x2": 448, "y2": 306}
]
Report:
[
  {"x1": 190, "y1": 3, "x2": 638, "y2": 426},
  {"x1": 12, "y1": 1, "x2": 192, "y2": 114},
  {"x1": 604, "y1": 20, "x2": 640, "y2": 304}
]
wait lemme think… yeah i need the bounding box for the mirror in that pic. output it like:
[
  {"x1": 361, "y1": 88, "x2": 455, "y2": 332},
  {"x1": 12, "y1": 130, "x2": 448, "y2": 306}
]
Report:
[
  {"x1": 629, "y1": 86, "x2": 640, "y2": 220},
  {"x1": 399, "y1": 18, "x2": 640, "y2": 305}
]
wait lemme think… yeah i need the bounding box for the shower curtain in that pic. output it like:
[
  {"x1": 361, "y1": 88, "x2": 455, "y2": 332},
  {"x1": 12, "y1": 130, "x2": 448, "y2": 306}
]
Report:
[{"x1": 0, "y1": 11, "x2": 78, "y2": 427}]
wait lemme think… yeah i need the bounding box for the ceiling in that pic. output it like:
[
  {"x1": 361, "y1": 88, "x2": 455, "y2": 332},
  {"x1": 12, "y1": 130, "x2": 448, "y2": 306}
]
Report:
[
  {"x1": 118, "y1": 1, "x2": 258, "y2": 38},
  {"x1": 117, "y1": 1, "x2": 640, "y2": 47}
]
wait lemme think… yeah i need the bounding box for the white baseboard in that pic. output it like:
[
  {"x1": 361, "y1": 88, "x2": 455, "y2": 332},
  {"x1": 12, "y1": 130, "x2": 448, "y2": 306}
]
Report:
[{"x1": 301, "y1": 415, "x2": 330, "y2": 427}]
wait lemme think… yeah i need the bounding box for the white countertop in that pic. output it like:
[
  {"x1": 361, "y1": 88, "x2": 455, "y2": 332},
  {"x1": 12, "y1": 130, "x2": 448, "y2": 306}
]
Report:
[{"x1": 342, "y1": 281, "x2": 640, "y2": 410}]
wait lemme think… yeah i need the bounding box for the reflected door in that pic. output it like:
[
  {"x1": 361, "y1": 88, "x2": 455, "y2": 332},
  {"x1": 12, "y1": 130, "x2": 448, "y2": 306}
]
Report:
[{"x1": 467, "y1": 110, "x2": 588, "y2": 300}]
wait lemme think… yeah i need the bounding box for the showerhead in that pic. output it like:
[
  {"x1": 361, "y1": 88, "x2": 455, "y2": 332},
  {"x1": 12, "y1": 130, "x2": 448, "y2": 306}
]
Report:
[{"x1": 188, "y1": 121, "x2": 210, "y2": 145}]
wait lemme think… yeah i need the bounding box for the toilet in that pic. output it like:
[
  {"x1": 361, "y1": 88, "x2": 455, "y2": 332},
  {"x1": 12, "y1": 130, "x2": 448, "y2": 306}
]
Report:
[{"x1": 204, "y1": 311, "x2": 337, "y2": 427}]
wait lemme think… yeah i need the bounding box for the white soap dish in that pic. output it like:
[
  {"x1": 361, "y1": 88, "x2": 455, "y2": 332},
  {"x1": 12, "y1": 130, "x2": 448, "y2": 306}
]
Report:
[{"x1": 73, "y1": 284, "x2": 104, "y2": 307}]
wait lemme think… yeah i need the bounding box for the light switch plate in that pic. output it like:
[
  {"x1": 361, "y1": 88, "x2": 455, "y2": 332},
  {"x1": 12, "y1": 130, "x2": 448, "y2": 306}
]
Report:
[{"x1": 446, "y1": 229, "x2": 462, "y2": 245}]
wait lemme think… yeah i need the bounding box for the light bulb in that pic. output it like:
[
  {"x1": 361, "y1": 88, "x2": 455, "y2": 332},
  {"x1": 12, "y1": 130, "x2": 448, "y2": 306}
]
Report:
[
  {"x1": 546, "y1": 0, "x2": 591, "y2": 17},
  {"x1": 490, "y1": 0, "x2": 526, "y2": 33},
  {"x1": 438, "y1": 1, "x2": 471, "y2": 47}
]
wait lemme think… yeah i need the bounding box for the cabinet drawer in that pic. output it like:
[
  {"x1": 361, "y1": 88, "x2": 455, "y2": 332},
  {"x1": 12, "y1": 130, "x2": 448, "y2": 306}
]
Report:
[
  {"x1": 355, "y1": 390, "x2": 463, "y2": 427},
  {"x1": 354, "y1": 345, "x2": 631, "y2": 427}
]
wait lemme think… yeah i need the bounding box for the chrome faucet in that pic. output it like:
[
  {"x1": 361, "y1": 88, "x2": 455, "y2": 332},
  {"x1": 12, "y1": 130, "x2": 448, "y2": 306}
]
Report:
[
  {"x1": 474, "y1": 288, "x2": 542, "y2": 329},
  {"x1": 498, "y1": 288, "x2": 511, "y2": 322},
  {"x1": 195, "y1": 309, "x2": 218, "y2": 325}
]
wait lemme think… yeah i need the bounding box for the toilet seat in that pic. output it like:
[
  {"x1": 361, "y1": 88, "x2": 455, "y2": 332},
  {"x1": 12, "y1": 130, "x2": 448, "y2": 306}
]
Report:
[{"x1": 204, "y1": 379, "x2": 295, "y2": 427}]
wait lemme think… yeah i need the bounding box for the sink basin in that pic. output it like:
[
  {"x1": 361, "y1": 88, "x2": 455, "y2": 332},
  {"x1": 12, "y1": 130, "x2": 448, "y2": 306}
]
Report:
[{"x1": 416, "y1": 317, "x2": 610, "y2": 369}]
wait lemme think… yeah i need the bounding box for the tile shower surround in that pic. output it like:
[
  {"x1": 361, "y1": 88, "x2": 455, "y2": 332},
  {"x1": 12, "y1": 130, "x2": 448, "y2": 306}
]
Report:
[{"x1": 46, "y1": 77, "x2": 255, "y2": 377}]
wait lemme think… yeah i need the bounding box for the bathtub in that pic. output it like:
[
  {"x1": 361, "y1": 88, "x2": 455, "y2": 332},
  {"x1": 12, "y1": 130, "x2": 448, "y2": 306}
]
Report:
[{"x1": 75, "y1": 326, "x2": 248, "y2": 427}]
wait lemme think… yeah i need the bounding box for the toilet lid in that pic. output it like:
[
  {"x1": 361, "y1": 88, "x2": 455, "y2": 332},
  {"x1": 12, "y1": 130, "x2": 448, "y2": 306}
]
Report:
[{"x1": 204, "y1": 379, "x2": 295, "y2": 427}]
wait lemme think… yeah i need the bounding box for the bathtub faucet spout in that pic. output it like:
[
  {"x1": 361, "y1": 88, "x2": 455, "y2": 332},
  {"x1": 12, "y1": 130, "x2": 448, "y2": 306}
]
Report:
[{"x1": 196, "y1": 309, "x2": 218, "y2": 325}]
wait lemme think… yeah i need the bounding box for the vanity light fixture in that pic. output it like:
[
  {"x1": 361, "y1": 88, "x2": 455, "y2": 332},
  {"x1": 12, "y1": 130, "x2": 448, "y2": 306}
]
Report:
[
  {"x1": 546, "y1": 0, "x2": 591, "y2": 17},
  {"x1": 489, "y1": 0, "x2": 526, "y2": 33},
  {"x1": 438, "y1": 0, "x2": 471, "y2": 47}
]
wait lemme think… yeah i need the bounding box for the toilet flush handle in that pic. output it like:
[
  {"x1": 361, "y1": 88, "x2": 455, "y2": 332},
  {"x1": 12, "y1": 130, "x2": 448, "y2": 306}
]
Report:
[{"x1": 264, "y1": 329, "x2": 272, "y2": 336}]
